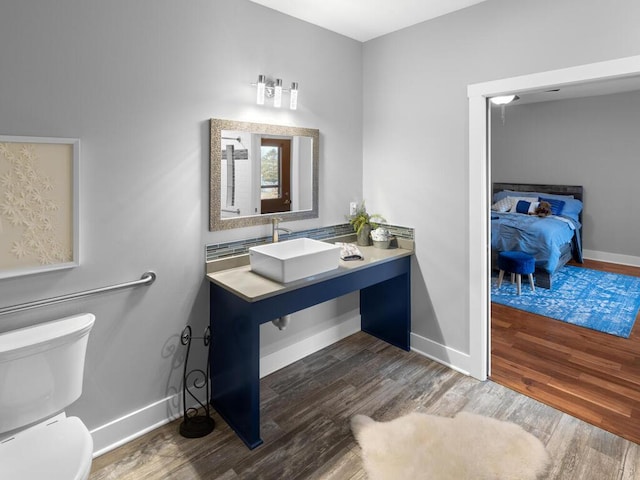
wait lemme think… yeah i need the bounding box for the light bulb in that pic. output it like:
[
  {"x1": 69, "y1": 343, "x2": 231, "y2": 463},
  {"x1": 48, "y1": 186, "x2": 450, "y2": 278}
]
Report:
[
  {"x1": 490, "y1": 95, "x2": 519, "y2": 105},
  {"x1": 274, "y1": 79, "x2": 283, "y2": 108},
  {"x1": 289, "y1": 82, "x2": 298, "y2": 110},
  {"x1": 256, "y1": 75, "x2": 266, "y2": 105}
]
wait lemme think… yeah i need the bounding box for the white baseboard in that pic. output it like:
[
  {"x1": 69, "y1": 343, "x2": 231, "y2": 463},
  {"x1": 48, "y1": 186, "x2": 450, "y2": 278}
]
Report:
[
  {"x1": 259, "y1": 315, "x2": 361, "y2": 378},
  {"x1": 90, "y1": 394, "x2": 184, "y2": 457},
  {"x1": 582, "y1": 249, "x2": 640, "y2": 267},
  {"x1": 90, "y1": 316, "x2": 361, "y2": 457},
  {"x1": 406, "y1": 249, "x2": 640, "y2": 382},
  {"x1": 410, "y1": 332, "x2": 471, "y2": 376}
]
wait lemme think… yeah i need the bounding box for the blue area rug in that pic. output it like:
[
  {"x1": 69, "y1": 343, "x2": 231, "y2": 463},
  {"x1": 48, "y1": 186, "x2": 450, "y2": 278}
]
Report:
[{"x1": 491, "y1": 266, "x2": 640, "y2": 338}]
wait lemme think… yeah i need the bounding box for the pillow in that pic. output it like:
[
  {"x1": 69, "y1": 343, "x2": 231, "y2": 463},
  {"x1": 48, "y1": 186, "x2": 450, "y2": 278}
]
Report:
[
  {"x1": 515, "y1": 200, "x2": 531, "y2": 214},
  {"x1": 560, "y1": 198, "x2": 583, "y2": 222},
  {"x1": 540, "y1": 197, "x2": 565, "y2": 215},
  {"x1": 535, "y1": 191, "x2": 573, "y2": 200},
  {"x1": 491, "y1": 197, "x2": 512, "y2": 213},
  {"x1": 493, "y1": 190, "x2": 538, "y2": 203},
  {"x1": 527, "y1": 201, "x2": 540, "y2": 214},
  {"x1": 515, "y1": 200, "x2": 542, "y2": 214},
  {"x1": 508, "y1": 196, "x2": 538, "y2": 213}
]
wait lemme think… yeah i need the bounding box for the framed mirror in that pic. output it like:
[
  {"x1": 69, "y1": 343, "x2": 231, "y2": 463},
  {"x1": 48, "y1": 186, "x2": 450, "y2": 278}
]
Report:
[{"x1": 210, "y1": 118, "x2": 319, "y2": 231}]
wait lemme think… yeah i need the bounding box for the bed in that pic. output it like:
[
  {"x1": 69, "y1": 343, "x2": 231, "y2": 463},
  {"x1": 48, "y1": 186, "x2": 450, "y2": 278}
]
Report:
[{"x1": 491, "y1": 183, "x2": 583, "y2": 289}]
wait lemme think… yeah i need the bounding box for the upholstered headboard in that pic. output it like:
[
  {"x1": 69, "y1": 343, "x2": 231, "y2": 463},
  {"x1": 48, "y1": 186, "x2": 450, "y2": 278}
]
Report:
[{"x1": 492, "y1": 183, "x2": 583, "y2": 203}]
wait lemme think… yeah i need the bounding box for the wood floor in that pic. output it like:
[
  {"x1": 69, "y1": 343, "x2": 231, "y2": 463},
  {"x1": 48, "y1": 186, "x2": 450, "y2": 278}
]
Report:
[
  {"x1": 91, "y1": 331, "x2": 640, "y2": 480},
  {"x1": 491, "y1": 259, "x2": 640, "y2": 445}
]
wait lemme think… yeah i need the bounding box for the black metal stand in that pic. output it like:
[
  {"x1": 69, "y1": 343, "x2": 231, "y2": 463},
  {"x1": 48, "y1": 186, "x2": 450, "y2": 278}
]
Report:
[{"x1": 179, "y1": 325, "x2": 215, "y2": 438}]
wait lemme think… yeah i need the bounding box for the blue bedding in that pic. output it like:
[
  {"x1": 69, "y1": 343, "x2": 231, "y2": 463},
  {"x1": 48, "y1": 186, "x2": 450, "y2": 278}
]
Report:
[{"x1": 491, "y1": 212, "x2": 581, "y2": 273}]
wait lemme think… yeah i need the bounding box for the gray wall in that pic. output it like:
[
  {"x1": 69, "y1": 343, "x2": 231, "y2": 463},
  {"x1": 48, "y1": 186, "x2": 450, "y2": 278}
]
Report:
[
  {"x1": 0, "y1": 0, "x2": 362, "y2": 444},
  {"x1": 3, "y1": 0, "x2": 640, "y2": 452},
  {"x1": 492, "y1": 90, "x2": 640, "y2": 258},
  {"x1": 362, "y1": 0, "x2": 640, "y2": 354}
]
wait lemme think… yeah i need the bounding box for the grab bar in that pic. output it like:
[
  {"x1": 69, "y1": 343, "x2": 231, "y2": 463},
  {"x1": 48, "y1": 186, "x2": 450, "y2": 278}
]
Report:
[
  {"x1": 0, "y1": 271, "x2": 157, "y2": 316},
  {"x1": 221, "y1": 208, "x2": 241, "y2": 214}
]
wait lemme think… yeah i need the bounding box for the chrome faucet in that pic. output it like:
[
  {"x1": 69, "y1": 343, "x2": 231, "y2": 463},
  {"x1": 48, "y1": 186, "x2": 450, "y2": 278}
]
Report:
[{"x1": 271, "y1": 217, "x2": 292, "y2": 243}]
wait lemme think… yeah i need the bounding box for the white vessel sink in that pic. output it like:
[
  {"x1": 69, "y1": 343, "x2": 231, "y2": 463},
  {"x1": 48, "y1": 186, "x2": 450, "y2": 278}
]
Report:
[{"x1": 249, "y1": 238, "x2": 341, "y2": 283}]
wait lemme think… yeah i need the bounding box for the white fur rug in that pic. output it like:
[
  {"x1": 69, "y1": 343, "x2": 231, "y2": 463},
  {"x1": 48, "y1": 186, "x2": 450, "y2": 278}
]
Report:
[{"x1": 351, "y1": 411, "x2": 550, "y2": 480}]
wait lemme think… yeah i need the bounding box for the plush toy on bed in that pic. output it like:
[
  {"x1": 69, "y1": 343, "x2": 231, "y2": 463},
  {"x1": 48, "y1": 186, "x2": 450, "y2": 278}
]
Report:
[{"x1": 533, "y1": 201, "x2": 552, "y2": 217}]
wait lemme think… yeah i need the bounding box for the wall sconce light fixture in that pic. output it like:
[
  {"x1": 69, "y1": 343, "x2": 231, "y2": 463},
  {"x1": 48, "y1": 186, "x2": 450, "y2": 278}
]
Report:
[{"x1": 252, "y1": 75, "x2": 299, "y2": 110}]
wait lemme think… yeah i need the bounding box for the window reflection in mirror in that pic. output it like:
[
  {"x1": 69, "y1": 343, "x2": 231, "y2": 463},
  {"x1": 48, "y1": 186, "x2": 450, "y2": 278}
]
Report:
[{"x1": 210, "y1": 118, "x2": 319, "y2": 231}]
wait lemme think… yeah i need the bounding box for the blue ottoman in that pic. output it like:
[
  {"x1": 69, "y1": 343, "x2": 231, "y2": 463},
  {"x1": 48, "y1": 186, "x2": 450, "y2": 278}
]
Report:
[{"x1": 497, "y1": 251, "x2": 535, "y2": 295}]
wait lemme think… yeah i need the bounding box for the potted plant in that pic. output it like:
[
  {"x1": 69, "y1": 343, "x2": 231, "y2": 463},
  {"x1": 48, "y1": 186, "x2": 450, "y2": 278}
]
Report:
[{"x1": 348, "y1": 201, "x2": 386, "y2": 246}]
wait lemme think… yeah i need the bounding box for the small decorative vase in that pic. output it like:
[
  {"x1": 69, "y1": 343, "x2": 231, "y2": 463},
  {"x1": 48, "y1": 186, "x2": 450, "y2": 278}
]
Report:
[
  {"x1": 373, "y1": 239, "x2": 391, "y2": 249},
  {"x1": 357, "y1": 224, "x2": 372, "y2": 246},
  {"x1": 371, "y1": 227, "x2": 391, "y2": 249}
]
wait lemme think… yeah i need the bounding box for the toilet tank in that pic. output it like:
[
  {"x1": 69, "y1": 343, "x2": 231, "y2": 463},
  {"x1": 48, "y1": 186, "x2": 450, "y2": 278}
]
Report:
[{"x1": 0, "y1": 313, "x2": 95, "y2": 435}]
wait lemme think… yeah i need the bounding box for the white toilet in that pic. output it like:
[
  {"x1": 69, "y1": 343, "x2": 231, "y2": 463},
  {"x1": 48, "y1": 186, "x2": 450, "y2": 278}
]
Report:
[{"x1": 0, "y1": 313, "x2": 95, "y2": 480}]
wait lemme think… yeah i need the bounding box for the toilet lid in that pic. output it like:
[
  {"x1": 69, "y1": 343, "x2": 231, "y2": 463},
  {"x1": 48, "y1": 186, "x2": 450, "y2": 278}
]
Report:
[{"x1": 0, "y1": 415, "x2": 93, "y2": 480}]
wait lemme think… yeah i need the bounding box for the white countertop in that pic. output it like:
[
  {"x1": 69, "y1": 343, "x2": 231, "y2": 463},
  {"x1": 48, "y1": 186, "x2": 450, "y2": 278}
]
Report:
[{"x1": 206, "y1": 241, "x2": 413, "y2": 302}]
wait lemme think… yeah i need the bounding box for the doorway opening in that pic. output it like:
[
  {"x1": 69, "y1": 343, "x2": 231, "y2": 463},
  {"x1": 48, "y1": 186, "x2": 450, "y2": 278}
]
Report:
[
  {"x1": 466, "y1": 54, "x2": 640, "y2": 381},
  {"x1": 260, "y1": 137, "x2": 292, "y2": 214}
]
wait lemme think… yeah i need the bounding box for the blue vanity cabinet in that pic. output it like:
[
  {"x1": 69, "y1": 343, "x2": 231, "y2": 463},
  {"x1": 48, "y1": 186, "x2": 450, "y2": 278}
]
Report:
[{"x1": 209, "y1": 253, "x2": 411, "y2": 449}]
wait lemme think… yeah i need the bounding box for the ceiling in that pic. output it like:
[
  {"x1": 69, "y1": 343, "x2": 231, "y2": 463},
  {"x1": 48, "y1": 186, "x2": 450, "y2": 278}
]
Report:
[{"x1": 248, "y1": 0, "x2": 489, "y2": 42}]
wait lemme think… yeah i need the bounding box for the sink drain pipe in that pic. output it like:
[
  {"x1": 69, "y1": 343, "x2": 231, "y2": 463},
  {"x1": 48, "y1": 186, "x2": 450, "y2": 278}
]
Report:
[{"x1": 272, "y1": 314, "x2": 291, "y2": 331}]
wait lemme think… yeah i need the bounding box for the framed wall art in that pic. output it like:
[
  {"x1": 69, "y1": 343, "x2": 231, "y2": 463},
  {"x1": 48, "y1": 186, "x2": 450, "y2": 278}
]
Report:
[{"x1": 0, "y1": 136, "x2": 79, "y2": 279}]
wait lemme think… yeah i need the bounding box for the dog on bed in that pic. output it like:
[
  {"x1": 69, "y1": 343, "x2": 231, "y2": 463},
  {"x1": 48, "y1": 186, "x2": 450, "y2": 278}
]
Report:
[{"x1": 533, "y1": 201, "x2": 552, "y2": 217}]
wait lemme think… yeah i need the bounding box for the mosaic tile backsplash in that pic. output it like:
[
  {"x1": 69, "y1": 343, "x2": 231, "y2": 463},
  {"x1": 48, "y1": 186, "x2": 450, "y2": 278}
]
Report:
[{"x1": 205, "y1": 223, "x2": 414, "y2": 262}]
